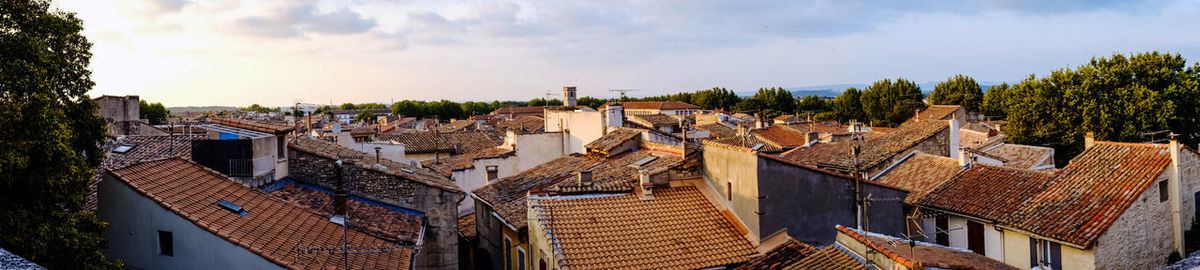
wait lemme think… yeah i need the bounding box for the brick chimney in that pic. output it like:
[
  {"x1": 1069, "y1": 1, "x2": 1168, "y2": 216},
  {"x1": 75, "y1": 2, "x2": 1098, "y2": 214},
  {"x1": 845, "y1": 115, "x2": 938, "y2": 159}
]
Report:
[
  {"x1": 737, "y1": 122, "x2": 750, "y2": 136},
  {"x1": 1084, "y1": 132, "x2": 1095, "y2": 150},
  {"x1": 805, "y1": 132, "x2": 819, "y2": 147},
  {"x1": 577, "y1": 170, "x2": 593, "y2": 187},
  {"x1": 638, "y1": 170, "x2": 654, "y2": 200}
]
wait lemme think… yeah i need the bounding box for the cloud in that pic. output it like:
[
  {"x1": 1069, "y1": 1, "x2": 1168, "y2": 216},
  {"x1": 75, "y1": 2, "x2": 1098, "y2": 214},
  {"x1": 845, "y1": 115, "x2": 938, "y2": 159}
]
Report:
[{"x1": 234, "y1": 0, "x2": 378, "y2": 38}]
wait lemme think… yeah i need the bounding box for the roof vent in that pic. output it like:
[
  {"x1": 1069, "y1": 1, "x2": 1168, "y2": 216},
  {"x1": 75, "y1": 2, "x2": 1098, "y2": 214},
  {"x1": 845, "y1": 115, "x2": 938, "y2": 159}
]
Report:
[
  {"x1": 217, "y1": 200, "x2": 249, "y2": 217},
  {"x1": 113, "y1": 144, "x2": 136, "y2": 154},
  {"x1": 400, "y1": 168, "x2": 415, "y2": 174},
  {"x1": 632, "y1": 156, "x2": 658, "y2": 167}
]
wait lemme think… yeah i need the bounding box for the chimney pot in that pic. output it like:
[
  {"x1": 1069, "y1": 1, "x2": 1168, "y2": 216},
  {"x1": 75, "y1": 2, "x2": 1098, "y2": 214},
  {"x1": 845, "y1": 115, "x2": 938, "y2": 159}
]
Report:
[
  {"x1": 375, "y1": 146, "x2": 382, "y2": 164},
  {"x1": 1084, "y1": 132, "x2": 1095, "y2": 150},
  {"x1": 639, "y1": 170, "x2": 653, "y2": 196},
  {"x1": 578, "y1": 170, "x2": 593, "y2": 186}
]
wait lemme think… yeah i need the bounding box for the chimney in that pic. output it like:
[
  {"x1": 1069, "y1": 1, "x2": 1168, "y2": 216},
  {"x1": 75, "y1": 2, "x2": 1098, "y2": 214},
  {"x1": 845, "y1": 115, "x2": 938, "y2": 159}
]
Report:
[
  {"x1": 737, "y1": 122, "x2": 750, "y2": 136},
  {"x1": 504, "y1": 129, "x2": 517, "y2": 149},
  {"x1": 1169, "y1": 133, "x2": 1184, "y2": 256},
  {"x1": 754, "y1": 114, "x2": 763, "y2": 129},
  {"x1": 914, "y1": 108, "x2": 921, "y2": 122},
  {"x1": 333, "y1": 160, "x2": 347, "y2": 223},
  {"x1": 638, "y1": 170, "x2": 654, "y2": 200},
  {"x1": 374, "y1": 146, "x2": 382, "y2": 164},
  {"x1": 948, "y1": 119, "x2": 960, "y2": 160},
  {"x1": 576, "y1": 170, "x2": 594, "y2": 187},
  {"x1": 957, "y1": 147, "x2": 971, "y2": 167},
  {"x1": 806, "y1": 132, "x2": 819, "y2": 146},
  {"x1": 1084, "y1": 132, "x2": 1095, "y2": 150}
]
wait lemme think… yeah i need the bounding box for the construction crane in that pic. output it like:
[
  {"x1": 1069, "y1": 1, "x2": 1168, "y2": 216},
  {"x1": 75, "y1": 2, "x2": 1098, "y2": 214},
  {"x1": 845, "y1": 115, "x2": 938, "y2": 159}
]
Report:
[{"x1": 609, "y1": 89, "x2": 640, "y2": 99}]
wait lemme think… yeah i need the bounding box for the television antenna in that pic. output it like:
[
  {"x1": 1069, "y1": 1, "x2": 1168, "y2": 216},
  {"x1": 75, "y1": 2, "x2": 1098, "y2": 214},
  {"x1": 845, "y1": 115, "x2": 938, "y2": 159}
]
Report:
[{"x1": 609, "y1": 89, "x2": 640, "y2": 99}]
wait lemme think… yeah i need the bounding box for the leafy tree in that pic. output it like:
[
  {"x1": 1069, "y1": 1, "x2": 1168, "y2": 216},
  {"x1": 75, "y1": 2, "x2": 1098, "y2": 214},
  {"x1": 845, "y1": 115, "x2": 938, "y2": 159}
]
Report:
[
  {"x1": 576, "y1": 96, "x2": 609, "y2": 108},
  {"x1": 527, "y1": 98, "x2": 563, "y2": 107},
  {"x1": 752, "y1": 87, "x2": 796, "y2": 115},
  {"x1": 353, "y1": 111, "x2": 376, "y2": 124},
  {"x1": 355, "y1": 103, "x2": 387, "y2": 110},
  {"x1": 460, "y1": 101, "x2": 493, "y2": 117},
  {"x1": 928, "y1": 74, "x2": 984, "y2": 112},
  {"x1": 691, "y1": 87, "x2": 741, "y2": 110},
  {"x1": 139, "y1": 100, "x2": 169, "y2": 125},
  {"x1": 981, "y1": 83, "x2": 1010, "y2": 117},
  {"x1": 999, "y1": 52, "x2": 1200, "y2": 164},
  {"x1": 797, "y1": 95, "x2": 829, "y2": 113},
  {"x1": 338, "y1": 103, "x2": 357, "y2": 110},
  {"x1": 239, "y1": 103, "x2": 276, "y2": 114},
  {"x1": 860, "y1": 78, "x2": 925, "y2": 126},
  {"x1": 831, "y1": 87, "x2": 865, "y2": 123},
  {"x1": 734, "y1": 98, "x2": 766, "y2": 115},
  {"x1": 0, "y1": 0, "x2": 122, "y2": 268}
]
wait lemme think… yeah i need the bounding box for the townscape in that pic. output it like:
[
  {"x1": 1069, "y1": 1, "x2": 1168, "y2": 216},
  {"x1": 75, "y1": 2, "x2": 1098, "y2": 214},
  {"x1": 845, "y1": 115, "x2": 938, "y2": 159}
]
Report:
[{"x1": 6, "y1": 1, "x2": 1200, "y2": 270}]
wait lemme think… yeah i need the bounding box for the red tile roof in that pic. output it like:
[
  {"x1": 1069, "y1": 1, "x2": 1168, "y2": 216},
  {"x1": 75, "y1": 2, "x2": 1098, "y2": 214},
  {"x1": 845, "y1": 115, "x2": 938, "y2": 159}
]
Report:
[
  {"x1": 874, "y1": 153, "x2": 963, "y2": 202},
  {"x1": 458, "y1": 212, "x2": 476, "y2": 238},
  {"x1": 530, "y1": 186, "x2": 756, "y2": 270},
  {"x1": 752, "y1": 126, "x2": 810, "y2": 147},
  {"x1": 786, "y1": 246, "x2": 867, "y2": 270},
  {"x1": 732, "y1": 238, "x2": 818, "y2": 270},
  {"x1": 598, "y1": 101, "x2": 701, "y2": 110},
  {"x1": 376, "y1": 131, "x2": 502, "y2": 154},
  {"x1": 914, "y1": 164, "x2": 1055, "y2": 220},
  {"x1": 628, "y1": 114, "x2": 682, "y2": 126},
  {"x1": 494, "y1": 116, "x2": 544, "y2": 133},
  {"x1": 210, "y1": 118, "x2": 294, "y2": 135},
  {"x1": 107, "y1": 159, "x2": 413, "y2": 269},
  {"x1": 781, "y1": 121, "x2": 849, "y2": 135},
  {"x1": 490, "y1": 106, "x2": 549, "y2": 117},
  {"x1": 421, "y1": 147, "x2": 516, "y2": 176},
  {"x1": 983, "y1": 144, "x2": 1054, "y2": 170},
  {"x1": 583, "y1": 128, "x2": 643, "y2": 154},
  {"x1": 1004, "y1": 142, "x2": 1173, "y2": 247},
  {"x1": 268, "y1": 183, "x2": 423, "y2": 244},
  {"x1": 289, "y1": 136, "x2": 462, "y2": 193},
  {"x1": 911, "y1": 105, "x2": 961, "y2": 122},
  {"x1": 836, "y1": 225, "x2": 1018, "y2": 270},
  {"x1": 782, "y1": 120, "x2": 949, "y2": 170},
  {"x1": 89, "y1": 135, "x2": 198, "y2": 211},
  {"x1": 695, "y1": 123, "x2": 737, "y2": 138}
]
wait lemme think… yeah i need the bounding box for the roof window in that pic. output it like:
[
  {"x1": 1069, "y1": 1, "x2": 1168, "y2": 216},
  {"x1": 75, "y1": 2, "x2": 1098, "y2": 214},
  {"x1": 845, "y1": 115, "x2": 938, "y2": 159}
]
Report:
[
  {"x1": 113, "y1": 144, "x2": 136, "y2": 153},
  {"x1": 217, "y1": 200, "x2": 249, "y2": 217}
]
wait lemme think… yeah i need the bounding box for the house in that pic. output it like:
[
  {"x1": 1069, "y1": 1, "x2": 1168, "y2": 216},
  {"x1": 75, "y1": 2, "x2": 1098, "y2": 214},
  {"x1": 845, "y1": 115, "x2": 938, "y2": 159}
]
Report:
[
  {"x1": 701, "y1": 138, "x2": 910, "y2": 246},
  {"x1": 493, "y1": 116, "x2": 545, "y2": 134},
  {"x1": 731, "y1": 233, "x2": 820, "y2": 270},
  {"x1": 470, "y1": 130, "x2": 695, "y2": 270},
  {"x1": 490, "y1": 106, "x2": 551, "y2": 118},
  {"x1": 909, "y1": 136, "x2": 1200, "y2": 269},
  {"x1": 421, "y1": 130, "x2": 569, "y2": 215},
  {"x1": 99, "y1": 158, "x2": 415, "y2": 269},
  {"x1": 375, "y1": 131, "x2": 504, "y2": 163},
  {"x1": 87, "y1": 134, "x2": 198, "y2": 212},
  {"x1": 94, "y1": 95, "x2": 168, "y2": 136},
  {"x1": 695, "y1": 122, "x2": 738, "y2": 139},
  {"x1": 978, "y1": 142, "x2": 1056, "y2": 170},
  {"x1": 696, "y1": 109, "x2": 754, "y2": 128},
  {"x1": 543, "y1": 105, "x2": 624, "y2": 154},
  {"x1": 780, "y1": 117, "x2": 958, "y2": 178},
  {"x1": 190, "y1": 118, "x2": 294, "y2": 187},
  {"x1": 332, "y1": 108, "x2": 391, "y2": 124},
  {"x1": 597, "y1": 101, "x2": 701, "y2": 116},
  {"x1": 527, "y1": 183, "x2": 757, "y2": 269},
  {"x1": 286, "y1": 136, "x2": 464, "y2": 269},
  {"x1": 834, "y1": 225, "x2": 1018, "y2": 270},
  {"x1": 263, "y1": 180, "x2": 425, "y2": 246},
  {"x1": 626, "y1": 113, "x2": 685, "y2": 133}
]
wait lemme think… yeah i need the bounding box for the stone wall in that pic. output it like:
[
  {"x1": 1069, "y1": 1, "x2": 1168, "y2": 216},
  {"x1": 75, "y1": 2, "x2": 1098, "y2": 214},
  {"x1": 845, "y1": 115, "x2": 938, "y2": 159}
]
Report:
[
  {"x1": 1093, "y1": 172, "x2": 1173, "y2": 269},
  {"x1": 289, "y1": 149, "x2": 463, "y2": 270}
]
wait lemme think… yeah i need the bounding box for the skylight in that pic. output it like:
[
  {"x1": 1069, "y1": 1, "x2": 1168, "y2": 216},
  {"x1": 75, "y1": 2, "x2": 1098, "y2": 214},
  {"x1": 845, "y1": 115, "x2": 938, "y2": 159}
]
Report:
[
  {"x1": 751, "y1": 144, "x2": 765, "y2": 151},
  {"x1": 632, "y1": 156, "x2": 658, "y2": 167},
  {"x1": 113, "y1": 144, "x2": 136, "y2": 154},
  {"x1": 216, "y1": 200, "x2": 249, "y2": 217}
]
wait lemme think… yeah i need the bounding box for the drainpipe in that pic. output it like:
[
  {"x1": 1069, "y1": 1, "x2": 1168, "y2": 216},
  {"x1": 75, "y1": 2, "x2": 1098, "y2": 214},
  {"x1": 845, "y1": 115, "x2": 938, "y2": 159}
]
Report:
[{"x1": 1170, "y1": 133, "x2": 1184, "y2": 256}]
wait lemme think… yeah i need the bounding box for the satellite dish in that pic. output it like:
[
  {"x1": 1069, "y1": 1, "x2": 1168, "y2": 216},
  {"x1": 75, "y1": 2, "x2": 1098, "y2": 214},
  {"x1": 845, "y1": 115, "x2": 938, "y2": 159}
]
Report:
[{"x1": 332, "y1": 123, "x2": 342, "y2": 133}]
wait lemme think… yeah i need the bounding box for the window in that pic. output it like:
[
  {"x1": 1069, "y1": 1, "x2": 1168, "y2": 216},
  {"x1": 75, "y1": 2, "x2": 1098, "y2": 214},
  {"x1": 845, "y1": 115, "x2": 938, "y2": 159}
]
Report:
[
  {"x1": 1030, "y1": 238, "x2": 1061, "y2": 269},
  {"x1": 539, "y1": 258, "x2": 547, "y2": 270},
  {"x1": 1161, "y1": 180, "x2": 1170, "y2": 202},
  {"x1": 517, "y1": 248, "x2": 526, "y2": 270},
  {"x1": 157, "y1": 230, "x2": 173, "y2": 256},
  {"x1": 277, "y1": 137, "x2": 285, "y2": 159},
  {"x1": 504, "y1": 237, "x2": 513, "y2": 270},
  {"x1": 487, "y1": 165, "x2": 499, "y2": 181}
]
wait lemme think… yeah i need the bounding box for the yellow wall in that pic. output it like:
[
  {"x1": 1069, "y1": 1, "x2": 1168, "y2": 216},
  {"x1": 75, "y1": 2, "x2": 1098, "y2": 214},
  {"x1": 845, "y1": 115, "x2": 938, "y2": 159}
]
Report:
[
  {"x1": 1061, "y1": 244, "x2": 1095, "y2": 270},
  {"x1": 501, "y1": 226, "x2": 530, "y2": 270},
  {"x1": 527, "y1": 205, "x2": 558, "y2": 270},
  {"x1": 1002, "y1": 231, "x2": 1031, "y2": 268}
]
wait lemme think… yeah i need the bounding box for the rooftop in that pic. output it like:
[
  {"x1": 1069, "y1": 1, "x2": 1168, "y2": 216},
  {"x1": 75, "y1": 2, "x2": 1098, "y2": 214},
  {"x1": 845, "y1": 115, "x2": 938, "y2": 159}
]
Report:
[
  {"x1": 264, "y1": 180, "x2": 424, "y2": 244},
  {"x1": 628, "y1": 114, "x2": 682, "y2": 126},
  {"x1": 491, "y1": 106, "x2": 550, "y2": 116},
  {"x1": 375, "y1": 131, "x2": 503, "y2": 154},
  {"x1": 583, "y1": 128, "x2": 643, "y2": 154},
  {"x1": 914, "y1": 164, "x2": 1055, "y2": 221},
  {"x1": 983, "y1": 143, "x2": 1054, "y2": 170},
  {"x1": 781, "y1": 119, "x2": 949, "y2": 171},
  {"x1": 0, "y1": 248, "x2": 43, "y2": 270},
  {"x1": 785, "y1": 246, "x2": 867, "y2": 270},
  {"x1": 289, "y1": 136, "x2": 462, "y2": 193},
  {"x1": 910, "y1": 105, "x2": 961, "y2": 122},
  {"x1": 706, "y1": 133, "x2": 784, "y2": 153},
  {"x1": 751, "y1": 126, "x2": 810, "y2": 147},
  {"x1": 421, "y1": 146, "x2": 516, "y2": 176},
  {"x1": 873, "y1": 153, "x2": 963, "y2": 202},
  {"x1": 836, "y1": 225, "x2": 1018, "y2": 270},
  {"x1": 458, "y1": 212, "x2": 476, "y2": 238},
  {"x1": 210, "y1": 117, "x2": 294, "y2": 135},
  {"x1": 530, "y1": 186, "x2": 756, "y2": 270},
  {"x1": 107, "y1": 159, "x2": 413, "y2": 269},
  {"x1": 494, "y1": 116, "x2": 545, "y2": 133},
  {"x1": 89, "y1": 135, "x2": 198, "y2": 211},
  {"x1": 731, "y1": 238, "x2": 818, "y2": 270},
  {"x1": 695, "y1": 123, "x2": 737, "y2": 138}
]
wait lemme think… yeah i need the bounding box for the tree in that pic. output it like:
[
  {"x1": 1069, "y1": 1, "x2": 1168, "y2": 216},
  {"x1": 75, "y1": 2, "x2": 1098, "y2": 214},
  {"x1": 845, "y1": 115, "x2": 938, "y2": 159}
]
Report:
[
  {"x1": 860, "y1": 78, "x2": 925, "y2": 126},
  {"x1": 691, "y1": 87, "x2": 741, "y2": 110},
  {"x1": 338, "y1": 103, "x2": 357, "y2": 110},
  {"x1": 733, "y1": 98, "x2": 766, "y2": 115},
  {"x1": 831, "y1": 87, "x2": 865, "y2": 123},
  {"x1": 527, "y1": 98, "x2": 562, "y2": 107},
  {"x1": 752, "y1": 87, "x2": 796, "y2": 116},
  {"x1": 353, "y1": 111, "x2": 377, "y2": 124},
  {"x1": 0, "y1": 0, "x2": 122, "y2": 268},
  {"x1": 981, "y1": 83, "x2": 1010, "y2": 117},
  {"x1": 139, "y1": 100, "x2": 169, "y2": 125},
  {"x1": 796, "y1": 95, "x2": 829, "y2": 113},
  {"x1": 576, "y1": 96, "x2": 609, "y2": 108},
  {"x1": 239, "y1": 103, "x2": 275, "y2": 114},
  {"x1": 928, "y1": 74, "x2": 984, "y2": 112}
]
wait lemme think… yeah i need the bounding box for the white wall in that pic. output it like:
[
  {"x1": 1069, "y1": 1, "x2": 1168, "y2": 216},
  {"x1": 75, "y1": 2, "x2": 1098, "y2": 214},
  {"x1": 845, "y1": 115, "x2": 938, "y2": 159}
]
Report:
[
  {"x1": 544, "y1": 110, "x2": 604, "y2": 154},
  {"x1": 948, "y1": 216, "x2": 968, "y2": 248},
  {"x1": 514, "y1": 132, "x2": 566, "y2": 171},
  {"x1": 453, "y1": 156, "x2": 519, "y2": 215},
  {"x1": 984, "y1": 223, "x2": 1005, "y2": 261},
  {"x1": 99, "y1": 174, "x2": 283, "y2": 270}
]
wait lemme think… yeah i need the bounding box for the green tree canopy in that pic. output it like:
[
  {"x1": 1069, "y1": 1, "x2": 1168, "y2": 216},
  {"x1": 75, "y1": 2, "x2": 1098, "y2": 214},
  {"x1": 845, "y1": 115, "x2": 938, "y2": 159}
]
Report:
[
  {"x1": 928, "y1": 74, "x2": 984, "y2": 112},
  {"x1": 353, "y1": 111, "x2": 377, "y2": 124},
  {"x1": 981, "y1": 83, "x2": 1010, "y2": 117},
  {"x1": 797, "y1": 95, "x2": 829, "y2": 113},
  {"x1": 139, "y1": 100, "x2": 169, "y2": 125},
  {"x1": 576, "y1": 96, "x2": 609, "y2": 108},
  {"x1": 752, "y1": 87, "x2": 796, "y2": 116},
  {"x1": 860, "y1": 78, "x2": 925, "y2": 126},
  {"x1": 831, "y1": 87, "x2": 865, "y2": 123},
  {"x1": 690, "y1": 87, "x2": 741, "y2": 110},
  {"x1": 0, "y1": 0, "x2": 122, "y2": 268},
  {"x1": 528, "y1": 98, "x2": 563, "y2": 107}
]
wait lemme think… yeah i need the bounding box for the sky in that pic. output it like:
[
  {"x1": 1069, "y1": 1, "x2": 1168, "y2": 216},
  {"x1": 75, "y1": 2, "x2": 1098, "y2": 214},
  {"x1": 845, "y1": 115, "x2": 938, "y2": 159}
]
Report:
[{"x1": 54, "y1": 0, "x2": 1200, "y2": 107}]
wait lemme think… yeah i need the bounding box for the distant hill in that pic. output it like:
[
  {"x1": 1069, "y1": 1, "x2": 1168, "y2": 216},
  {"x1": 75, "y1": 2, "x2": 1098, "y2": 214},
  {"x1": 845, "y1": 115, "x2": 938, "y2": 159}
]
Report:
[{"x1": 169, "y1": 106, "x2": 239, "y2": 114}]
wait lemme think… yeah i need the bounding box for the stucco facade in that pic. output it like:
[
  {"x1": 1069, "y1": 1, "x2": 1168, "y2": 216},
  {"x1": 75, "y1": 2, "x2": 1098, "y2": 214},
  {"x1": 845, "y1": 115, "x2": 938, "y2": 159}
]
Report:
[{"x1": 544, "y1": 109, "x2": 605, "y2": 154}]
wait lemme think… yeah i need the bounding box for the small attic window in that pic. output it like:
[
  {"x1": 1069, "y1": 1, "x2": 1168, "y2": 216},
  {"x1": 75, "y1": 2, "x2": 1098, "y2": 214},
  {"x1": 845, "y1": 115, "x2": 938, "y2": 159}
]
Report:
[
  {"x1": 632, "y1": 156, "x2": 658, "y2": 167},
  {"x1": 113, "y1": 144, "x2": 136, "y2": 154},
  {"x1": 217, "y1": 200, "x2": 249, "y2": 217}
]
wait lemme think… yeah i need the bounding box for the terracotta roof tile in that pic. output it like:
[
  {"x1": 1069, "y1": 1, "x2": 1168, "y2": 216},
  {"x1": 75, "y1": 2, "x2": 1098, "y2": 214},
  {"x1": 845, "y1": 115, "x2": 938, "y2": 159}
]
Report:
[
  {"x1": 752, "y1": 126, "x2": 810, "y2": 147},
  {"x1": 983, "y1": 144, "x2": 1054, "y2": 170},
  {"x1": 1003, "y1": 142, "x2": 1172, "y2": 247},
  {"x1": 421, "y1": 147, "x2": 516, "y2": 176},
  {"x1": 598, "y1": 101, "x2": 701, "y2": 110},
  {"x1": 836, "y1": 225, "x2": 1017, "y2": 270},
  {"x1": 911, "y1": 105, "x2": 961, "y2": 122},
  {"x1": 695, "y1": 123, "x2": 737, "y2": 138},
  {"x1": 289, "y1": 136, "x2": 462, "y2": 193},
  {"x1": 732, "y1": 239, "x2": 818, "y2": 270},
  {"x1": 707, "y1": 134, "x2": 785, "y2": 153},
  {"x1": 782, "y1": 120, "x2": 949, "y2": 170},
  {"x1": 583, "y1": 128, "x2": 643, "y2": 154},
  {"x1": 628, "y1": 114, "x2": 682, "y2": 126},
  {"x1": 435, "y1": 120, "x2": 476, "y2": 133},
  {"x1": 785, "y1": 246, "x2": 867, "y2": 270},
  {"x1": 874, "y1": 153, "x2": 963, "y2": 202},
  {"x1": 494, "y1": 116, "x2": 545, "y2": 133},
  {"x1": 267, "y1": 183, "x2": 423, "y2": 244},
  {"x1": 107, "y1": 159, "x2": 412, "y2": 269},
  {"x1": 491, "y1": 106, "x2": 549, "y2": 117},
  {"x1": 458, "y1": 212, "x2": 476, "y2": 238},
  {"x1": 88, "y1": 135, "x2": 198, "y2": 211},
  {"x1": 530, "y1": 186, "x2": 756, "y2": 270},
  {"x1": 915, "y1": 164, "x2": 1055, "y2": 220},
  {"x1": 960, "y1": 129, "x2": 991, "y2": 149},
  {"x1": 375, "y1": 131, "x2": 502, "y2": 154},
  {"x1": 211, "y1": 118, "x2": 295, "y2": 135},
  {"x1": 781, "y1": 121, "x2": 849, "y2": 135}
]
